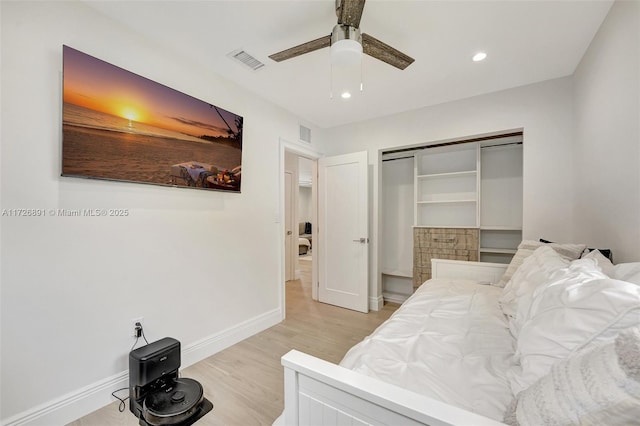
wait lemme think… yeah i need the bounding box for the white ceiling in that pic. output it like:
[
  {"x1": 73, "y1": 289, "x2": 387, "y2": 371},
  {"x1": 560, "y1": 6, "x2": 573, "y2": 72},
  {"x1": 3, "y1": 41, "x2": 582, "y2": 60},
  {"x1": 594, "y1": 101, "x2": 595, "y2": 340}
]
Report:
[{"x1": 85, "y1": 0, "x2": 613, "y2": 129}]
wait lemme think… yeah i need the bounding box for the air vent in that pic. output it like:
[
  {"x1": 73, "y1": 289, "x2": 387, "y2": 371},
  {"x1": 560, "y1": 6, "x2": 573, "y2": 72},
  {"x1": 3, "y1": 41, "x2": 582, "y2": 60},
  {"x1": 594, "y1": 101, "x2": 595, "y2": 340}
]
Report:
[
  {"x1": 227, "y1": 49, "x2": 265, "y2": 71},
  {"x1": 299, "y1": 125, "x2": 311, "y2": 143}
]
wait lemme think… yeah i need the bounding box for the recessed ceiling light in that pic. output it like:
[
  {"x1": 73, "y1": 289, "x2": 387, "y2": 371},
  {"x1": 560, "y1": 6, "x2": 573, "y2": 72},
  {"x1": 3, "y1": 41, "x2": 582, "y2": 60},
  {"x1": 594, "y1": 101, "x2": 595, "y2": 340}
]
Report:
[
  {"x1": 473, "y1": 52, "x2": 487, "y2": 62},
  {"x1": 341, "y1": 91, "x2": 352, "y2": 99}
]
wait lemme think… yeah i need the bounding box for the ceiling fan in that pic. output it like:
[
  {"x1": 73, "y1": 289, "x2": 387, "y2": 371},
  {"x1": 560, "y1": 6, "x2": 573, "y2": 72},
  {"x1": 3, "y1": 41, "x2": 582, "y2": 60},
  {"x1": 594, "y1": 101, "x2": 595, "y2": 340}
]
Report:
[{"x1": 269, "y1": 0, "x2": 415, "y2": 70}]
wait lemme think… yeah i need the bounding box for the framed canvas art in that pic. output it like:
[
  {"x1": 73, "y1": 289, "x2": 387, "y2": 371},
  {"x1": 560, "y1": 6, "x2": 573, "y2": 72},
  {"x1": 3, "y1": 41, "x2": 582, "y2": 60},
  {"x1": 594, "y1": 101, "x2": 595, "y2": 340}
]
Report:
[{"x1": 62, "y1": 45, "x2": 243, "y2": 192}]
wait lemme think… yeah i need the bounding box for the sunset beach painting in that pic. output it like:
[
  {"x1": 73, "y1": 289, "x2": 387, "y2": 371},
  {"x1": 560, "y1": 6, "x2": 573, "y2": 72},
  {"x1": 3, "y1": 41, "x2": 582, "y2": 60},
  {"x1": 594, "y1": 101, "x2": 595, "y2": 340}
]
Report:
[{"x1": 62, "y1": 45, "x2": 243, "y2": 192}]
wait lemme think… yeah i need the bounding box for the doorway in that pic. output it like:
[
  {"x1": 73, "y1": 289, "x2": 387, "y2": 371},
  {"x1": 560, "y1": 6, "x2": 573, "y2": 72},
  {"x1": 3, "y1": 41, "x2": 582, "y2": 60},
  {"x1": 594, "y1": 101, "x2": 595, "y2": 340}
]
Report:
[
  {"x1": 284, "y1": 153, "x2": 315, "y2": 284},
  {"x1": 280, "y1": 141, "x2": 369, "y2": 317},
  {"x1": 281, "y1": 142, "x2": 319, "y2": 320}
]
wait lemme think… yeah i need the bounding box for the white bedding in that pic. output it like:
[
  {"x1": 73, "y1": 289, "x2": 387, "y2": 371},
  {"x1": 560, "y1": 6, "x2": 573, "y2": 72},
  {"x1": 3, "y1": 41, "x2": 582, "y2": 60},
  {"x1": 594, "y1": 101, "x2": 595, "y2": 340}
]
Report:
[
  {"x1": 340, "y1": 279, "x2": 515, "y2": 421},
  {"x1": 298, "y1": 237, "x2": 310, "y2": 247}
]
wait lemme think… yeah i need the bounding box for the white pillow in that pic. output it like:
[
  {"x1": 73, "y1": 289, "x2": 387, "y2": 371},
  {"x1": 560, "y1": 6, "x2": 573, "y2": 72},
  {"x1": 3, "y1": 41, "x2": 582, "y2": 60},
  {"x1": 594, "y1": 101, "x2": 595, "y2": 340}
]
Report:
[
  {"x1": 507, "y1": 261, "x2": 640, "y2": 394},
  {"x1": 497, "y1": 240, "x2": 586, "y2": 288},
  {"x1": 613, "y1": 262, "x2": 640, "y2": 285},
  {"x1": 504, "y1": 327, "x2": 640, "y2": 426},
  {"x1": 582, "y1": 249, "x2": 615, "y2": 277},
  {"x1": 509, "y1": 260, "x2": 607, "y2": 339},
  {"x1": 580, "y1": 252, "x2": 640, "y2": 285},
  {"x1": 510, "y1": 258, "x2": 610, "y2": 339},
  {"x1": 498, "y1": 246, "x2": 568, "y2": 322}
]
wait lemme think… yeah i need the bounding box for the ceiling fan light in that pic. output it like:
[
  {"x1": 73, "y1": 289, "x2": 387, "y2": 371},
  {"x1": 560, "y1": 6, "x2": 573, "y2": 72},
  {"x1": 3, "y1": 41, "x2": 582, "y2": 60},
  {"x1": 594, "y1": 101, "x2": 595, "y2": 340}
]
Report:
[{"x1": 331, "y1": 39, "x2": 363, "y2": 66}]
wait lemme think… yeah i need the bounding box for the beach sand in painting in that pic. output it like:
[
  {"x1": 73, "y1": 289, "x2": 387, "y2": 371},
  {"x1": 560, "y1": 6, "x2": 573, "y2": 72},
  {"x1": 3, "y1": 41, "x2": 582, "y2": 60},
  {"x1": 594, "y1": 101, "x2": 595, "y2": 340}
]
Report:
[{"x1": 62, "y1": 125, "x2": 242, "y2": 188}]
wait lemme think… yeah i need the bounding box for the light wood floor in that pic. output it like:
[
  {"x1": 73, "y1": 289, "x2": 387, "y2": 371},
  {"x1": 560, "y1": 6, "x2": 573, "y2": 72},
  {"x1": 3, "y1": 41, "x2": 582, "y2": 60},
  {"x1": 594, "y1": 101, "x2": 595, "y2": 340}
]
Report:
[{"x1": 68, "y1": 261, "x2": 398, "y2": 426}]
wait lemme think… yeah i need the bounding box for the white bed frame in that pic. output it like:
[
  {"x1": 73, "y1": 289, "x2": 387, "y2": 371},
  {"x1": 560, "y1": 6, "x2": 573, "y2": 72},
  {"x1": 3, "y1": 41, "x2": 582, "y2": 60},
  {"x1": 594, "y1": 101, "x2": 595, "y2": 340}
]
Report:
[{"x1": 277, "y1": 259, "x2": 510, "y2": 426}]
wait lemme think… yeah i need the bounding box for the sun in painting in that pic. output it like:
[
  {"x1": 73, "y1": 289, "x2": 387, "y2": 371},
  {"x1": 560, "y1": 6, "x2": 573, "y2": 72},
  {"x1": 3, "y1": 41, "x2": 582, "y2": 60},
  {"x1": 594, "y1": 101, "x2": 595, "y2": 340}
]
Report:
[{"x1": 121, "y1": 106, "x2": 140, "y2": 128}]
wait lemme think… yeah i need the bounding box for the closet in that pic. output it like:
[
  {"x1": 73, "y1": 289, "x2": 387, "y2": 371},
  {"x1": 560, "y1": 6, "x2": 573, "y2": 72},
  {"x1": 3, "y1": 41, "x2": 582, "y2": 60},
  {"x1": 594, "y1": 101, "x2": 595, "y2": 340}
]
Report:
[{"x1": 381, "y1": 133, "x2": 523, "y2": 302}]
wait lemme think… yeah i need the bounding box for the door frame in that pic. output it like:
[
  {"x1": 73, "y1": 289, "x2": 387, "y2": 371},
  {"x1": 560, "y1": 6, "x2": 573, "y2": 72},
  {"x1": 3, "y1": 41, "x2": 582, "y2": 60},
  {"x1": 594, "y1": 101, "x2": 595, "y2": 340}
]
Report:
[
  {"x1": 278, "y1": 138, "x2": 322, "y2": 320},
  {"x1": 284, "y1": 170, "x2": 295, "y2": 281}
]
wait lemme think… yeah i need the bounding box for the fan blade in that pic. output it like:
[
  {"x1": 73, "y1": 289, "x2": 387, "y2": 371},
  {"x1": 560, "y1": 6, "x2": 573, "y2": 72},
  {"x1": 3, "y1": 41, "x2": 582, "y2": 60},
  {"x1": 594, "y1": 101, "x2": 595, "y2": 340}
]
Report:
[
  {"x1": 337, "y1": 0, "x2": 366, "y2": 28},
  {"x1": 362, "y1": 33, "x2": 414, "y2": 70},
  {"x1": 269, "y1": 35, "x2": 331, "y2": 62}
]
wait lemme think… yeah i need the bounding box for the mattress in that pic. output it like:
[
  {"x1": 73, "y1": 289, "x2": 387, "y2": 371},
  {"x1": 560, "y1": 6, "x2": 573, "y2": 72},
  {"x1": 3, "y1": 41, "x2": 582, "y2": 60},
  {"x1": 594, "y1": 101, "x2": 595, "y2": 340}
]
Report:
[{"x1": 340, "y1": 279, "x2": 516, "y2": 421}]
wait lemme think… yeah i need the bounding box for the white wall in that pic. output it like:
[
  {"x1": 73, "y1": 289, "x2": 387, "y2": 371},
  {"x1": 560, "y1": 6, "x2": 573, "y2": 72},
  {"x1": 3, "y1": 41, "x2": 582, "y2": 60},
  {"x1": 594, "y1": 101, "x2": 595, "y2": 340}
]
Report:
[
  {"x1": 298, "y1": 156, "x2": 314, "y2": 224},
  {"x1": 572, "y1": 0, "x2": 640, "y2": 262},
  {"x1": 0, "y1": 1, "x2": 321, "y2": 424},
  {"x1": 298, "y1": 186, "x2": 313, "y2": 224},
  {"x1": 323, "y1": 77, "x2": 575, "y2": 299}
]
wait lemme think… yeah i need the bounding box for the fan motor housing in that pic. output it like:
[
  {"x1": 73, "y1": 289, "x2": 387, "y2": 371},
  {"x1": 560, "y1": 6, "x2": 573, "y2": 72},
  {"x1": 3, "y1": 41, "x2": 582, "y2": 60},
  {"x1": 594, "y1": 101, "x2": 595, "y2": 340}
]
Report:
[
  {"x1": 331, "y1": 24, "x2": 362, "y2": 46},
  {"x1": 331, "y1": 24, "x2": 362, "y2": 66}
]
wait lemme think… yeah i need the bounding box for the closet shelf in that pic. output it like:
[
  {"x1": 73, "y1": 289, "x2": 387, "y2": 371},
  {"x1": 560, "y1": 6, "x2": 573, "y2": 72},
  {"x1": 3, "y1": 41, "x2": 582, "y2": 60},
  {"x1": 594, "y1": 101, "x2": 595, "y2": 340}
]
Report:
[
  {"x1": 417, "y1": 199, "x2": 476, "y2": 204},
  {"x1": 479, "y1": 226, "x2": 523, "y2": 231},
  {"x1": 479, "y1": 247, "x2": 518, "y2": 254},
  {"x1": 381, "y1": 269, "x2": 413, "y2": 278},
  {"x1": 414, "y1": 225, "x2": 478, "y2": 229},
  {"x1": 416, "y1": 170, "x2": 476, "y2": 179}
]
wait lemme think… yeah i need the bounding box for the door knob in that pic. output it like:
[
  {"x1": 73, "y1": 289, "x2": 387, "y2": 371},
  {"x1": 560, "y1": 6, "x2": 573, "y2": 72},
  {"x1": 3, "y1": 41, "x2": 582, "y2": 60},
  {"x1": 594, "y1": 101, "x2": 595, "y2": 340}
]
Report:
[
  {"x1": 287, "y1": 231, "x2": 292, "y2": 235},
  {"x1": 352, "y1": 237, "x2": 368, "y2": 243}
]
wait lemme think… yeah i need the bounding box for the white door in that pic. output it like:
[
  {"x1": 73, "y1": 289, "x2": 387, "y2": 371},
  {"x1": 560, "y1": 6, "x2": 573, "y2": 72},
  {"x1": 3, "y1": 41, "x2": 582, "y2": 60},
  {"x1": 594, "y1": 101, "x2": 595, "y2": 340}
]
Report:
[
  {"x1": 284, "y1": 171, "x2": 295, "y2": 281},
  {"x1": 318, "y1": 151, "x2": 368, "y2": 312}
]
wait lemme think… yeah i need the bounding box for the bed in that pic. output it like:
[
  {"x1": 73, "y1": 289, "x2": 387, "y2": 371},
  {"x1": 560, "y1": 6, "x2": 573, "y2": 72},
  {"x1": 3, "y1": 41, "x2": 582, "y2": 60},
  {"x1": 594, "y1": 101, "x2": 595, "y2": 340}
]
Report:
[
  {"x1": 277, "y1": 241, "x2": 640, "y2": 425},
  {"x1": 299, "y1": 222, "x2": 312, "y2": 255},
  {"x1": 299, "y1": 238, "x2": 311, "y2": 255}
]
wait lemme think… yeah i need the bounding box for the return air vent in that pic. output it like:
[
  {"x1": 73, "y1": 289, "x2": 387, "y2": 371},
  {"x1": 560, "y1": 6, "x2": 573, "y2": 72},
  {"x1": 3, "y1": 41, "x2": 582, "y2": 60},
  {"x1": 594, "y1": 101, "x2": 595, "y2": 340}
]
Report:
[
  {"x1": 227, "y1": 49, "x2": 265, "y2": 71},
  {"x1": 299, "y1": 125, "x2": 311, "y2": 143}
]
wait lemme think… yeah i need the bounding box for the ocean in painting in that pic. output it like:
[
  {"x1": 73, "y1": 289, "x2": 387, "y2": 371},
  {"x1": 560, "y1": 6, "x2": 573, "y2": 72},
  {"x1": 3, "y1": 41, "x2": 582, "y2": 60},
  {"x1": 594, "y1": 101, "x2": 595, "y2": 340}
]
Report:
[
  {"x1": 62, "y1": 103, "x2": 242, "y2": 190},
  {"x1": 64, "y1": 103, "x2": 210, "y2": 144}
]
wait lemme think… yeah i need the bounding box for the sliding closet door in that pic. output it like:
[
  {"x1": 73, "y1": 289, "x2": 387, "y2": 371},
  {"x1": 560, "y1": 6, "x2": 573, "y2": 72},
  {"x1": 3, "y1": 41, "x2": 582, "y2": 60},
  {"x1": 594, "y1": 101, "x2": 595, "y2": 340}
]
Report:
[{"x1": 318, "y1": 151, "x2": 369, "y2": 313}]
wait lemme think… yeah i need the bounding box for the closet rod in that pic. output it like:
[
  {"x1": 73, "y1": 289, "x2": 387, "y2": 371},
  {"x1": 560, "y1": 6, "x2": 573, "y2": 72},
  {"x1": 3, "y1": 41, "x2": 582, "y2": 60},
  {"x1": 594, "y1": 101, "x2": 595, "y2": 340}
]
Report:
[
  {"x1": 480, "y1": 141, "x2": 523, "y2": 149},
  {"x1": 381, "y1": 131, "x2": 523, "y2": 156},
  {"x1": 382, "y1": 155, "x2": 414, "y2": 162},
  {"x1": 383, "y1": 141, "x2": 521, "y2": 160}
]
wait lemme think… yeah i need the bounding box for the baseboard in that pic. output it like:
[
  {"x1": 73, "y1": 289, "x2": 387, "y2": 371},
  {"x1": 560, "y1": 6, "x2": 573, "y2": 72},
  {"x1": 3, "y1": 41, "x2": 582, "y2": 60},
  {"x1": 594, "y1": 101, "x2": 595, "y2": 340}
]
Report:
[
  {"x1": 181, "y1": 307, "x2": 282, "y2": 368},
  {"x1": 2, "y1": 307, "x2": 283, "y2": 426},
  {"x1": 1, "y1": 371, "x2": 129, "y2": 426},
  {"x1": 369, "y1": 294, "x2": 384, "y2": 311},
  {"x1": 382, "y1": 291, "x2": 410, "y2": 305}
]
